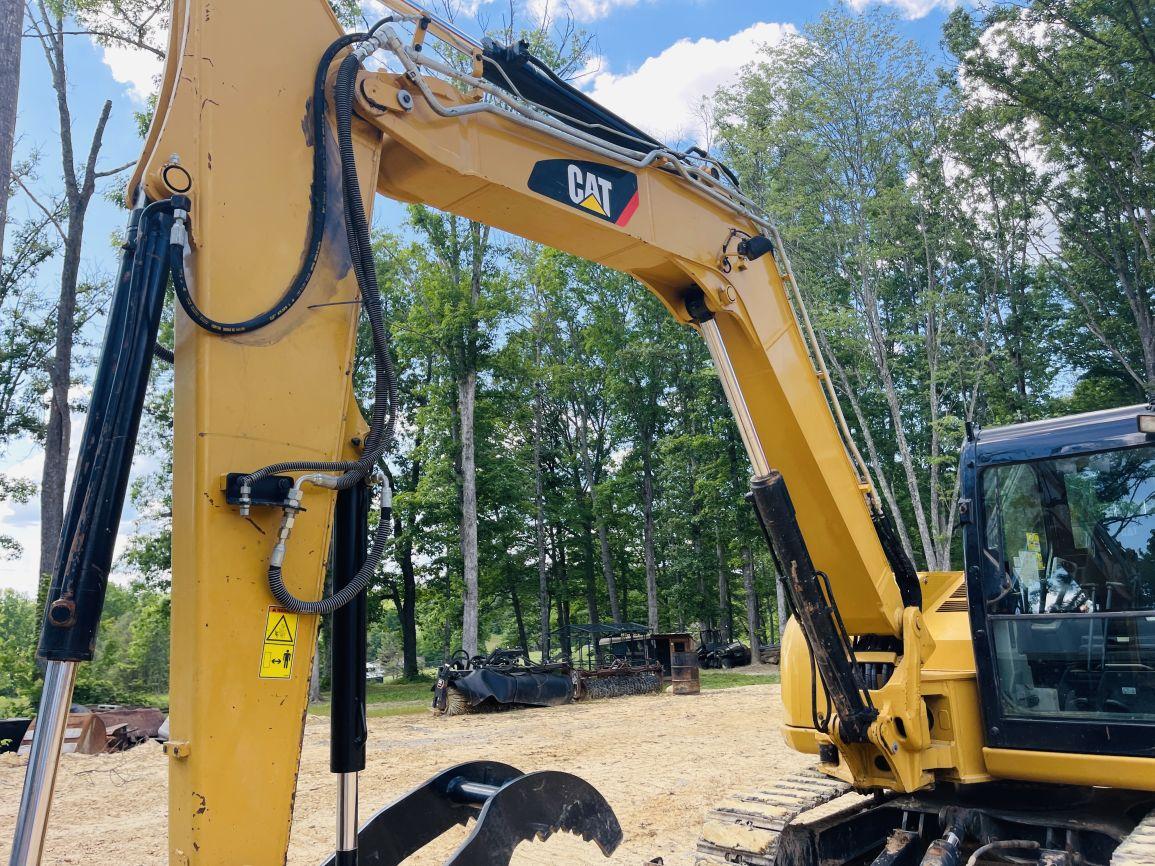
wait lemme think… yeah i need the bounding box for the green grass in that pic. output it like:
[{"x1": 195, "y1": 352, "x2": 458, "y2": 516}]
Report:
[
  {"x1": 310, "y1": 675, "x2": 435, "y2": 718},
  {"x1": 698, "y1": 669, "x2": 780, "y2": 690},
  {"x1": 310, "y1": 701, "x2": 431, "y2": 718},
  {"x1": 305, "y1": 669, "x2": 777, "y2": 717}
]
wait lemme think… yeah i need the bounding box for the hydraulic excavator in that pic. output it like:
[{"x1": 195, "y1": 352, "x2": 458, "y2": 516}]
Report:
[{"x1": 9, "y1": 0, "x2": 1155, "y2": 864}]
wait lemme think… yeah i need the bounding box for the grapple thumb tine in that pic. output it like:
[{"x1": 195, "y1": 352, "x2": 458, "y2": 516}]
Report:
[{"x1": 445, "y1": 770, "x2": 623, "y2": 865}]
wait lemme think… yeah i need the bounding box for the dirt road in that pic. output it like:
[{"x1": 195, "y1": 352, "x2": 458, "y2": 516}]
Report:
[{"x1": 1, "y1": 684, "x2": 810, "y2": 864}]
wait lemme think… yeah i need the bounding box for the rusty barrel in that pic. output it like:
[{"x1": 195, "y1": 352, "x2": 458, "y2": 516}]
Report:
[{"x1": 670, "y1": 651, "x2": 700, "y2": 695}]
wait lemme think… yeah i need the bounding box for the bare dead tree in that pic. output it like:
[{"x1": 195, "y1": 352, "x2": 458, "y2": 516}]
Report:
[
  {"x1": 26, "y1": 0, "x2": 134, "y2": 604},
  {"x1": 0, "y1": 0, "x2": 22, "y2": 261}
]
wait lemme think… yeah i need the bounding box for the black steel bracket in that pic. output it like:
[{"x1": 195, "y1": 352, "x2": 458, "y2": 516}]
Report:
[
  {"x1": 317, "y1": 760, "x2": 622, "y2": 866},
  {"x1": 224, "y1": 472, "x2": 297, "y2": 509}
]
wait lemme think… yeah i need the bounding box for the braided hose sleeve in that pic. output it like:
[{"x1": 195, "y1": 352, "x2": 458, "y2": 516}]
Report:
[{"x1": 266, "y1": 505, "x2": 392, "y2": 615}]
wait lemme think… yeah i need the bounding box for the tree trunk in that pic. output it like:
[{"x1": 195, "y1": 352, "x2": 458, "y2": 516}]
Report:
[
  {"x1": 741, "y1": 544, "x2": 760, "y2": 663},
  {"x1": 822, "y1": 336, "x2": 918, "y2": 566},
  {"x1": 715, "y1": 532, "x2": 732, "y2": 642},
  {"x1": 552, "y1": 529, "x2": 571, "y2": 657},
  {"x1": 509, "y1": 573, "x2": 528, "y2": 654},
  {"x1": 35, "y1": 63, "x2": 114, "y2": 604},
  {"x1": 576, "y1": 405, "x2": 620, "y2": 622},
  {"x1": 0, "y1": 0, "x2": 21, "y2": 262},
  {"x1": 458, "y1": 371, "x2": 479, "y2": 658},
  {"x1": 641, "y1": 439, "x2": 659, "y2": 630},
  {"x1": 581, "y1": 518, "x2": 600, "y2": 626},
  {"x1": 533, "y1": 388, "x2": 550, "y2": 659},
  {"x1": 309, "y1": 643, "x2": 323, "y2": 703},
  {"x1": 596, "y1": 519, "x2": 620, "y2": 622},
  {"x1": 775, "y1": 568, "x2": 790, "y2": 645}
]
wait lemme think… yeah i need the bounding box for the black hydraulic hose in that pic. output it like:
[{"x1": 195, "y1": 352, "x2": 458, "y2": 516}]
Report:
[
  {"x1": 261, "y1": 50, "x2": 398, "y2": 615},
  {"x1": 167, "y1": 32, "x2": 365, "y2": 335},
  {"x1": 152, "y1": 343, "x2": 174, "y2": 363},
  {"x1": 241, "y1": 51, "x2": 398, "y2": 490},
  {"x1": 267, "y1": 504, "x2": 389, "y2": 615}
]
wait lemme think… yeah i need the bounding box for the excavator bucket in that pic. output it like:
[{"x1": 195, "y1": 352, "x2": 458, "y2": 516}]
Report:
[{"x1": 316, "y1": 761, "x2": 623, "y2": 866}]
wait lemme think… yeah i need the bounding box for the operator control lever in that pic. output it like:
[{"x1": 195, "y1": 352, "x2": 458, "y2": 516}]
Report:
[{"x1": 316, "y1": 760, "x2": 623, "y2": 866}]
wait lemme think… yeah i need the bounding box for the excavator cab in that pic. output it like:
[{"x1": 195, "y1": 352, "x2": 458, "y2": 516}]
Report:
[{"x1": 962, "y1": 404, "x2": 1155, "y2": 758}]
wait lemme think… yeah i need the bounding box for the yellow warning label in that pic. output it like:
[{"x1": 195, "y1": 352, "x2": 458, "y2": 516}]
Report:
[{"x1": 259, "y1": 607, "x2": 299, "y2": 679}]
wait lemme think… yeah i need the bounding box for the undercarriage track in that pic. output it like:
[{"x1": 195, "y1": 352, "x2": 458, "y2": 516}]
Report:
[
  {"x1": 695, "y1": 768, "x2": 1155, "y2": 866},
  {"x1": 695, "y1": 767, "x2": 853, "y2": 865},
  {"x1": 1111, "y1": 808, "x2": 1155, "y2": 866}
]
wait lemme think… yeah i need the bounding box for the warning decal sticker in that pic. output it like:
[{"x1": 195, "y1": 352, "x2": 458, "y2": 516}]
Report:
[
  {"x1": 259, "y1": 606, "x2": 299, "y2": 679},
  {"x1": 527, "y1": 160, "x2": 640, "y2": 227}
]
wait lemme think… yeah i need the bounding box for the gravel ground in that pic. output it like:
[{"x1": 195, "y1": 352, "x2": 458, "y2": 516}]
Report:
[{"x1": 1, "y1": 683, "x2": 809, "y2": 865}]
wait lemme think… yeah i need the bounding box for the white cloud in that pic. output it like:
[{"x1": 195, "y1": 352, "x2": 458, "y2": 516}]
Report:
[
  {"x1": 93, "y1": 40, "x2": 163, "y2": 104},
  {"x1": 584, "y1": 21, "x2": 795, "y2": 145},
  {"x1": 847, "y1": 0, "x2": 957, "y2": 20},
  {"x1": 527, "y1": 0, "x2": 642, "y2": 23}
]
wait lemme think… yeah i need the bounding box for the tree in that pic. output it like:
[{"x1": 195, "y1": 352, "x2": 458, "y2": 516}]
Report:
[
  {"x1": 0, "y1": 0, "x2": 22, "y2": 260},
  {"x1": 610, "y1": 281, "x2": 679, "y2": 630},
  {"x1": 947, "y1": 0, "x2": 1155, "y2": 398},
  {"x1": 405, "y1": 208, "x2": 499, "y2": 658},
  {"x1": 0, "y1": 588, "x2": 38, "y2": 715},
  {"x1": 0, "y1": 200, "x2": 58, "y2": 557},
  {"x1": 26, "y1": 1, "x2": 134, "y2": 604},
  {"x1": 715, "y1": 5, "x2": 992, "y2": 570}
]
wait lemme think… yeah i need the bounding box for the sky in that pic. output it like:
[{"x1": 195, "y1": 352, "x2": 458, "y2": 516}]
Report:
[{"x1": 0, "y1": 0, "x2": 961, "y2": 595}]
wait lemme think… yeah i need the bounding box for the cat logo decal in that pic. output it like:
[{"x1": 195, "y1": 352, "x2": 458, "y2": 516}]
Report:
[{"x1": 528, "y1": 159, "x2": 640, "y2": 226}]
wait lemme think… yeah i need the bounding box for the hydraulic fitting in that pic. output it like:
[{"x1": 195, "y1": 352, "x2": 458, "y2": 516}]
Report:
[
  {"x1": 353, "y1": 36, "x2": 382, "y2": 62},
  {"x1": 238, "y1": 479, "x2": 252, "y2": 517}
]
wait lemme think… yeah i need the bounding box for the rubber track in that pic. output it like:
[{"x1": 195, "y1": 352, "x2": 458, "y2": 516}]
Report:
[
  {"x1": 695, "y1": 766, "x2": 851, "y2": 866},
  {"x1": 1113, "y1": 808, "x2": 1155, "y2": 866}
]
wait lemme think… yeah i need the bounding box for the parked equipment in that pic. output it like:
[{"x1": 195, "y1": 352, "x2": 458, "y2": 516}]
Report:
[
  {"x1": 697, "y1": 629, "x2": 752, "y2": 669},
  {"x1": 0, "y1": 719, "x2": 31, "y2": 754},
  {"x1": 559, "y1": 623, "x2": 665, "y2": 699},
  {"x1": 431, "y1": 651, "x2": 574, "y2": 716},
  {"x1": 10, "y1": 1, "x2": 1155, "y2": 864}
]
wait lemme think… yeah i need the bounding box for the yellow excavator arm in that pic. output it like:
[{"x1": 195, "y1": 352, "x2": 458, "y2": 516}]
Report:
[{"x1": 12, "y1": 1, "x2": 1014, "y2": 864}]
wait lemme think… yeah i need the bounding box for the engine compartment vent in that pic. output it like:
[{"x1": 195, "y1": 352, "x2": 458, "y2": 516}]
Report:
[{"x1": 937, "y1": 583, "x2": 969, "y2": 613}]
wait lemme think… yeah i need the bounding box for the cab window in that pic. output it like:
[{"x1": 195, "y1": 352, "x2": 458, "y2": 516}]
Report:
[{"x1": 979, "y1": 446, "x2": 1155, "y2": 721}]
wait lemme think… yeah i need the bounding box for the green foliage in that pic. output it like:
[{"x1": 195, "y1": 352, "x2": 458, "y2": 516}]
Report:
[
  {"x1": 0, "y1": 590, "x2": 40, "y2": 716},
  {"x1": 0, "y1": 585, "x2": 171, "y2": 713},
  {"x1": 946, "y1": 0, "x2": 1155, "y2": 394}
]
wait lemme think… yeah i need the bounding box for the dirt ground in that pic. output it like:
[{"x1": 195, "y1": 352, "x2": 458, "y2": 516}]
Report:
[{"x1": 0, "y1": 683, "x2": 811, "y2": 865}]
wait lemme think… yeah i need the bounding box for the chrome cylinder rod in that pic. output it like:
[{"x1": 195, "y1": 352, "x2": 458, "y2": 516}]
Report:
[
  {"x1": 698, "y1": 316, "x2": 771, "y2": 478},
  {"x1": 336, "y1": 771, "x2": 359, "y2": 863},
  {"x1": 8, "y1": 660, "x2": 78, "y2": 866}
]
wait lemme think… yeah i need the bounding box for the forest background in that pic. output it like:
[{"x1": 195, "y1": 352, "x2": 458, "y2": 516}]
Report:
[{"x1": 0, "y1": 0, "x2": 1150, "y2": 712}]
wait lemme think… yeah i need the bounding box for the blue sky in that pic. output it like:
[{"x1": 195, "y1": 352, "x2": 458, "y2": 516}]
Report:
[{"x1": 0, "y1": 0, "x2": 959, "y2": 594}]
